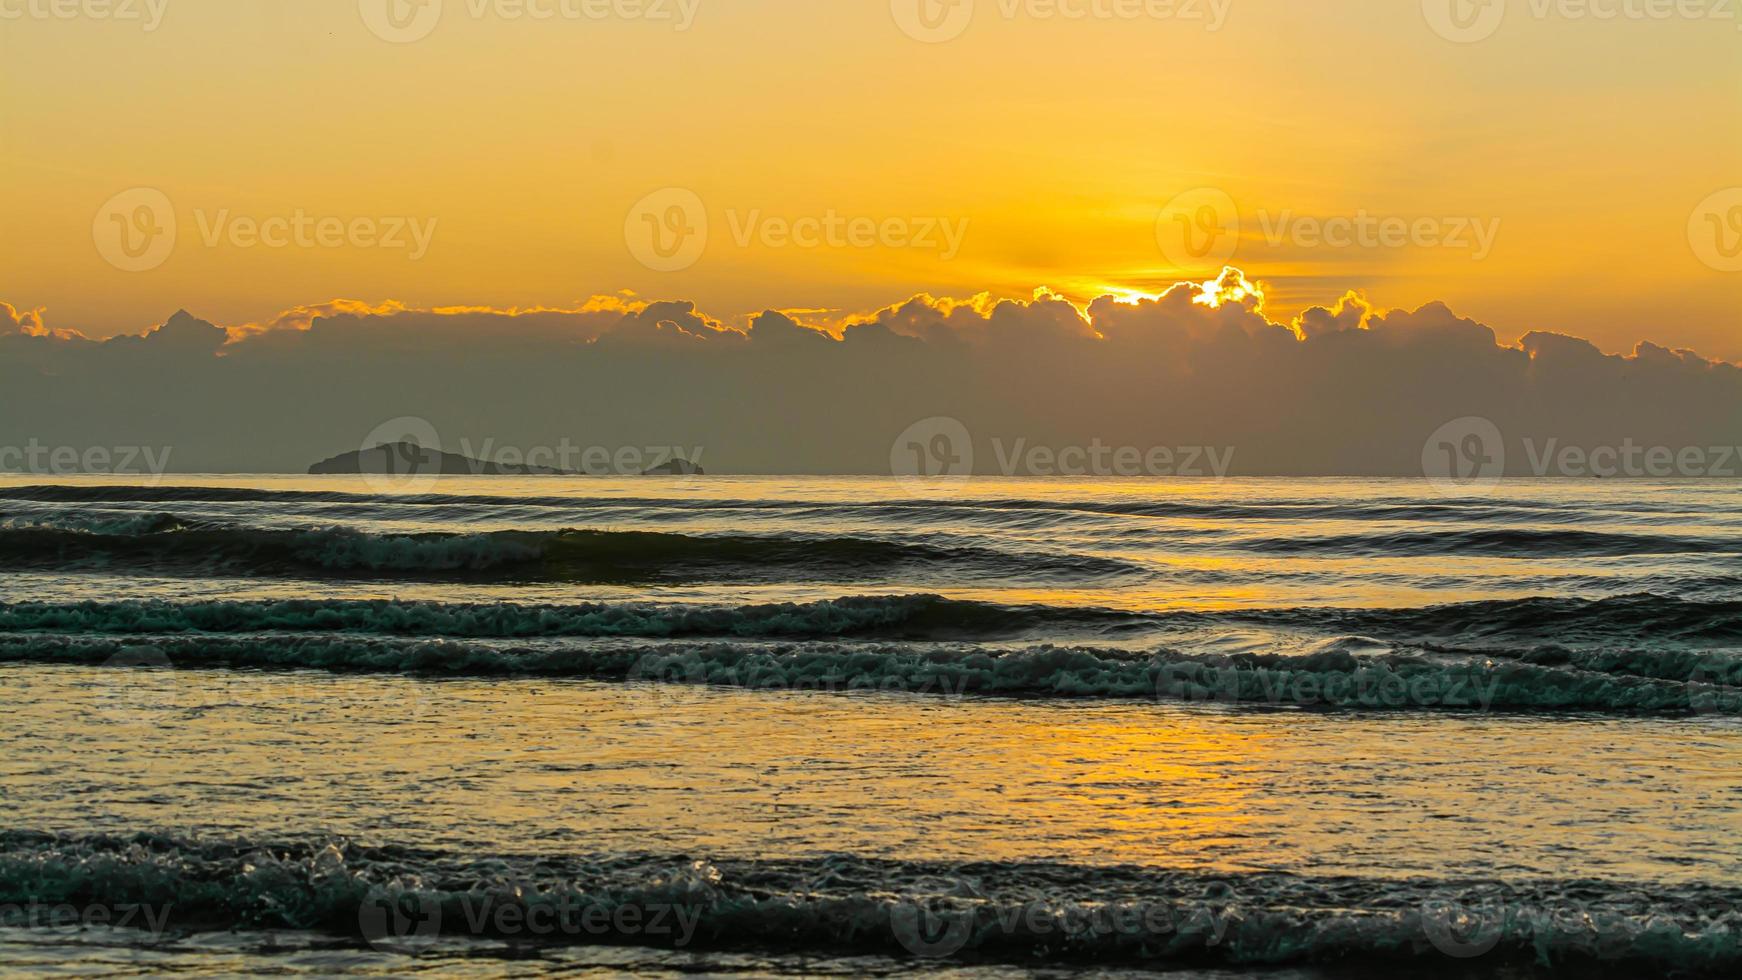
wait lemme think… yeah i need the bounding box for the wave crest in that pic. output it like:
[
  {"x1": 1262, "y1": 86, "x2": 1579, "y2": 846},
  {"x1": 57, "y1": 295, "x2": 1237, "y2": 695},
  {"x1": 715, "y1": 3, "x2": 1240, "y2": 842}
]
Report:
[
  {"x1": 0, "y1": 523, "x2": 1132, "y2": 583},
  {"x1": 0, "y1": 832, "x2": 1736, "y2": 971}
]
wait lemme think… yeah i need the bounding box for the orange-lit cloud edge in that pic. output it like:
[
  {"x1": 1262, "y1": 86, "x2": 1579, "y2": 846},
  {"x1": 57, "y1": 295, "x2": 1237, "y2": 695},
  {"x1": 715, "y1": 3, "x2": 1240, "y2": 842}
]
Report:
[{"x1": 1, "y1": 268, "x2": 1733, "y2": 369}]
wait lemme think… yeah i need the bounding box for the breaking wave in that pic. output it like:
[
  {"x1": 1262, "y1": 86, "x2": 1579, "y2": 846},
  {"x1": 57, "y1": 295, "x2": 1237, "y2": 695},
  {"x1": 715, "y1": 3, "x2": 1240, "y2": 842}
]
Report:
[
  {"x1": 0, "y1": 592, "x2": 1733, "y2": 648},
  {"x1": 2, "y1": 631, "x2": 1737, "y2": 713},
  {"x1": 0, "y1": 524, "x2": 1134, "y2": 583},
  {"x1": 0, "y1": 831, "x2": 1736, "y2": 973},
  {"x1": 1242, "y1": 527, "x2": 1742, "y2": 558},
  {"x1": 0, "y1": 483, "x2": 1714, "y2": 527}
]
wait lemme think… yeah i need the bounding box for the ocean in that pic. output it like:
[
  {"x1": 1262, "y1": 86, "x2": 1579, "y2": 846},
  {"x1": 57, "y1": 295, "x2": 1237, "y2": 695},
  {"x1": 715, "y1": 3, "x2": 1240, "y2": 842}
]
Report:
[{"x1": 0, "y1": 475, "x2": 1737, "y2": 977}]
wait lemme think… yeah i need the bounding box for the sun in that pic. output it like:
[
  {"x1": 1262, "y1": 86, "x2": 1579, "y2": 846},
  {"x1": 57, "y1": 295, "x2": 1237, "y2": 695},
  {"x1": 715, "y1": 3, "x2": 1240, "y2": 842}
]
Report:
[{"x1": 1193, "y1": 267, "x2": 1264, "y2": 309}]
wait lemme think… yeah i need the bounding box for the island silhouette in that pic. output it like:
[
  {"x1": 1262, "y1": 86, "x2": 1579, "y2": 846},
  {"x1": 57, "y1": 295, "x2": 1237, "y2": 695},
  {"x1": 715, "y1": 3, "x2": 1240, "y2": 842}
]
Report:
[{"x1": 309, "y1": 441, "x2": 704, "y2": 477}]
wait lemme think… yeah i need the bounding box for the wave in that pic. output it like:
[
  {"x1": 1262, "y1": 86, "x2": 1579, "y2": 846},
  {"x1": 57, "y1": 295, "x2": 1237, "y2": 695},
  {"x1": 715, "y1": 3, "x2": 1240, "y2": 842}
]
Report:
[
  {"x1": 1, "y1": 593, "x2": 1733, "y2": 649},
  {"x1": 0, "y1": 510, "x2": 192, "y2": 536},
  {"x1": 1226, "y1": 593, "x2": 1742, "y2": 649},
  {"x1": 0, "y1": 594, "x2": 1145, "y2": 641},
  {"x1": 0, "y1": 831, "x2": 1736, "y2": 973},
  {"x1": 1243, "y1": 527, "x2": 1742, "y2": 558},
  {"x1": 0, "y1": 523, "x2": 1133, "y2": 583},
  {"x1": 2, "y1": 630, "x2": 1736, "y2": 713},
  {"x1": 0, "y1": 482, "x2": 1706, "y2": 526}
]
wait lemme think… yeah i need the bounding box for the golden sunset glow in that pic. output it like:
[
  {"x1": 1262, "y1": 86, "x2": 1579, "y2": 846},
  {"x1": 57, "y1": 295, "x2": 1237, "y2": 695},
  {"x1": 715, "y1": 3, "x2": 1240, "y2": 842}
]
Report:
[{"x1": 2, "y1": 0, "x2": 1738, "y2": 358}]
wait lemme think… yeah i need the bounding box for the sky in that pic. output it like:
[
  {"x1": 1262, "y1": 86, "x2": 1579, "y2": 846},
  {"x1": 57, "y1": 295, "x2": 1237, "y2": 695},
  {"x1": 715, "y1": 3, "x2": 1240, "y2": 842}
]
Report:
[{"x1": 2, "y1": 0, "x2": 1739, "y2": 360}]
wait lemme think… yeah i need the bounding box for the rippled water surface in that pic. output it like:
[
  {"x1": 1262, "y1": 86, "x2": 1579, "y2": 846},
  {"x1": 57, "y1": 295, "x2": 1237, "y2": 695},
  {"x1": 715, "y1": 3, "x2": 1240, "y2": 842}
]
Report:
[{"x1": 1, "y1": 476, "x2": 1738, "y2": 976}]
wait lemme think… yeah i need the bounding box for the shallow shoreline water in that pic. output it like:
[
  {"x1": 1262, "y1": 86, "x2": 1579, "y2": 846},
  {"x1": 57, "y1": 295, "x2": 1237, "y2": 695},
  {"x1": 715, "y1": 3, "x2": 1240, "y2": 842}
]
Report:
[{"x1": 1, "y1": 476, "x2": 1737, "y2": 975}]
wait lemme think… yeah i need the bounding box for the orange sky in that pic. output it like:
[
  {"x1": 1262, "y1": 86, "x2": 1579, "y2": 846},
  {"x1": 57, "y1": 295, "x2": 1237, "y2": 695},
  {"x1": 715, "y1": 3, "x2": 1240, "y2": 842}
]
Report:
[{"x1": 2, "y1": 0, "x2": 1738, "y2": 357}]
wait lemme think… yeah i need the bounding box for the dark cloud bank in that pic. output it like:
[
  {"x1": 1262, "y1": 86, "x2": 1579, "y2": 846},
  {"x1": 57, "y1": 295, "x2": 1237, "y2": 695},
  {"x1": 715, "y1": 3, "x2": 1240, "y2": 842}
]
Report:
[{"x1": 3, "y1": 270, "x2": 1738, "y2": 476}]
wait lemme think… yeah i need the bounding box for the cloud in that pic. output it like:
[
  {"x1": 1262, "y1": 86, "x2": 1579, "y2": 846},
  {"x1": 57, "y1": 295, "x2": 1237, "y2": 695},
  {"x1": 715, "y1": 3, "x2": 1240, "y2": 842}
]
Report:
[
  {"x1": 1, "y1": 303, "x2": 45, "y2": 336},
  {"x1": 2, "y1": 302, "x2": 84, "y2": 341},
  {"x1": 2, "y1": 270, "x2": 1737, "y2": 474}
]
